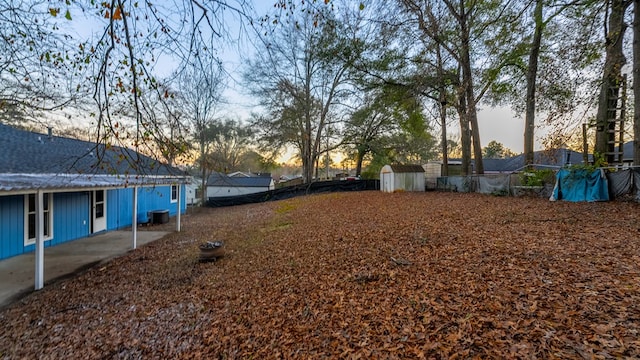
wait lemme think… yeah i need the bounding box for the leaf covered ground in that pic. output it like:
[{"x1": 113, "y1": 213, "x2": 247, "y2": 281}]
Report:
[{"x1": 2, "y1": 191, "x2": 640, "y2": 359}]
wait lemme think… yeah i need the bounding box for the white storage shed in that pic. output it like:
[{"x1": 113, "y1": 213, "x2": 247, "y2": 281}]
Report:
[{"x1": 380, "y1": 164, "x2": 426, "y2": 193}]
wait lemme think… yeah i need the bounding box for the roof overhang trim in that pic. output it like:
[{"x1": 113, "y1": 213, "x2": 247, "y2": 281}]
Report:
[{"x1": 0, "y1": 173, "x2": 191, "y2": 195}]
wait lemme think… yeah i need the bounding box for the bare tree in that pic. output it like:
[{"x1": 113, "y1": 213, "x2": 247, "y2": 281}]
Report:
[
  {"x1": 74, "y1": 0, "x2": 252, "y2": 169},
  {"x1": 246, "y1": 3, "x2": 360, "y2": 183},
  {"x1": 0, "y1": 1, "x2": 86, "y2": 124},
  {"x1": 175, "y1": 58, "x2": 227, "y2": 204}
]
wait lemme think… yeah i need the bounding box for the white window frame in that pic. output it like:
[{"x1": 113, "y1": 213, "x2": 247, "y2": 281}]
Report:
[
  {"x1": 170, "y1": 185, "x2": 178, "y2": 203},
  {"x1": 24, "y1": 193, "x2": 53, "y2": 246}
]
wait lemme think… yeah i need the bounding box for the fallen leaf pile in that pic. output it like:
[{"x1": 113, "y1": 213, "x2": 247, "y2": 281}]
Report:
[{"x1": 1, "y1": 191, "x2": 640, "y2": 358}]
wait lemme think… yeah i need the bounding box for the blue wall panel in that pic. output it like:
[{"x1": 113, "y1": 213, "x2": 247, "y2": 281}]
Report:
[
  {"x1": 0, "y1": 195, "x2": 24, "y2": 259},
  {"x1": 106, "y1": 185, "x2": 185, "y2": 230},
  {"x1": 1, "y1": 184, "x2": 186, "y2": 260},
  {"x1": 180, "y1": 185, "x2": 186, "y2": 214},
  {"x1": 143, "y1": 185, "x2": 187, "y2": 216},
  {"x1": 107, "y1": 188, "x2": 134, "y2": 230},
  {"x1": 52, "y1": 192, "x2": 90, "y2": 245},
  {"x1": 139, "y1": 186, "x2": 171, "y2": 217},
  {"x1": 134, "y1": 185, "x2": 185, "y2": 223}
]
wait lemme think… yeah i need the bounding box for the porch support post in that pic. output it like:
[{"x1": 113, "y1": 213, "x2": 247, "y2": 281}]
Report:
[
  {"x1": 132, "y1": 186, "x2": 138, "y2": 249},
  {"x1": 35, "y1": 190, "x2": 44, "y2": 290},
  {"x1": 176, "y1": 183, "x2": 181, "y2": 232}
]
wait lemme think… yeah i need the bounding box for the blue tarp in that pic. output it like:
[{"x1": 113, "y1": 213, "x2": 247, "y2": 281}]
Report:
[{"x1": 551, "y1": 169, "x2": 609, "y2": 202}]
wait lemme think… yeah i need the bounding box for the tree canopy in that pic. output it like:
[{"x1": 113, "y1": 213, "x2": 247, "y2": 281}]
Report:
[{"x1": 1, "y1": 0, "x2": 639, "y2": 179}]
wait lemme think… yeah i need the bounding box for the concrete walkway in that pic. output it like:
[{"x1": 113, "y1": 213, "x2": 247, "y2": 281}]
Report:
[{"x1": 0, "y1": 230, "x2": 169, "y2": 308}]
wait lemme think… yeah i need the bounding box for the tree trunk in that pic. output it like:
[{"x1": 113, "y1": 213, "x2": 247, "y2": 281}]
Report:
[
  {"x1": 457, "y1": 91, "x2": 472, "y2": 175},
  {"x1": 595, "y1": 0, "x2": 628, "y2": 162},
  {"x1": 459, "y1": 2, "x2": 483, "y2": 175},
  {"x1": 634, "y1": 0, "x2": 640, "y2": 165},
  {"x1": 525, "y1": 0, "x2": 544, "y2": 166},
  {"x1": 200, "y1": 172, "x2": 206, "y2": 207},
  {"x1": 440, "y1": 100, "x2": 449, "y2": 177},
  {"x1": 199, "y1": 131, "x2": 208, "y2": 206},
  {"x1": 468, "y1": 103, "x2": 484, "y2": 174},
  {"x1": 436, "y1": 43, "x2": 449, "y2": 176},
  {"x1": 355, "y1": 146, "x2": 366, "y2": 177},
  {"x1": 302, "y1": 111, "x2": 313, "y2": 183}
]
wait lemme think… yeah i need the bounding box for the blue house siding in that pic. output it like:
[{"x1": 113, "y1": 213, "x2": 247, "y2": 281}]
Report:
[
  {"x1": 139, "y1": 186, "x2": 170, "y2": 221},
  {"x1": 1, "y1": 192, "x2": 91, "y2": 259},
  {"x1": 1, "y1": 123, "x2": 189, "y2": 262},
  {"x1": 138, "y1": 185, "x2": 185, "y2": 217},
  {"x1": 106, "y1": 188, "x2": 133, "y2": 230},
  {"x1": 135, "y1": 185, "x2": 186, "y2": 220},
  {"x1": 106, "y1": 185, "x2": 186, "y2": 230},
  {"x1": 0, "y1": 195, "x2": 24, "y2": 259},
  {"x1": 0, "y1": 185, "x2": 186, "y2": 260},
  {"x1": 51, "y1": 192, "x2": 90, "y2": 245}
]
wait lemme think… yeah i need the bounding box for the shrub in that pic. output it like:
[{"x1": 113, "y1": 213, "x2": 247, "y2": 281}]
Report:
[{"x1": 520, "y1": 169, "x2": 555, "y2": 187}]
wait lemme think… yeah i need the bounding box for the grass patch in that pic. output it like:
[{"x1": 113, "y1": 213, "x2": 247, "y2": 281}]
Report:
[
  {"x1": 266, "y1": 221, "x2": 293, "y2": 232},
  {"x1": 275, "y1": 200, "x2": 299, "y2": 214}
]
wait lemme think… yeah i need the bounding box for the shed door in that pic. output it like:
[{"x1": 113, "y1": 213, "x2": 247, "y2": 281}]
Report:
[
  {"x1": 382, "y1": 172, "x2": 393, "y2": 192},
  {"x1": 92, "y1": 190, "x2": 107, "y2": 233}
]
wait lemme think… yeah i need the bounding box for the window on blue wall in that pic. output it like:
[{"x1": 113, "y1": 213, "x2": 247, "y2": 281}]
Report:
[
  {"x1": 171, "y1": 185, "x2": 178, "y2": 203},
  {"x1": 24, "y1": 193, "x2": 53, "y2": 245}
]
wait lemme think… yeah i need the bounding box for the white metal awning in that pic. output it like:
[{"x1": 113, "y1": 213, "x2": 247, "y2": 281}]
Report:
[
  {"x1": 0, "y1": 173, "x2": 189, "y2": 291},
  {"x1": 0, "y1": 173, "x2": 190, "y2": 195}
]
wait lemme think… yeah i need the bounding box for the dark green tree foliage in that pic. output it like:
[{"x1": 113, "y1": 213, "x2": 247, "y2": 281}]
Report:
[
  {"x1": 343, "y1": 84, "x2": 435, "y2": 177},
  {"x1": 396, "y1": 0, "x2": 519, "y2": 175},
  {"x1": 206, "y1": 119, "x2": 255, "y2": 173},
  {"x1": 484, "y1": 1, "x2": 604, "y2": 165},
  {"x1": 482, "y1": 140, "x2": 512, "y2": 159}
]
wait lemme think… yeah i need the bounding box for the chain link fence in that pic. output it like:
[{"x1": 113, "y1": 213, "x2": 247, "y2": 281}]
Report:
[{"x1": 433, "y1": 168, "x2": 640, "y2": 201}]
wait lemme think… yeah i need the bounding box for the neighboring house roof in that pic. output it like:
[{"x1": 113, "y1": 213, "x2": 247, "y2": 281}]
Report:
[
  {"x1": 386, "y1": 165, "x2": 425, "y2": 173},
  {"x1": 480, "y1": 149, "x2": 592, "y2": 173},
  {"x1": 206, "y1": 173, "x2": 273, "y2": 187},
  {"x1": 0, "y1": 123, "x2": 184, "y2": 176},
  {"x1": 228, "y1": 171, "x2": 272, "y2": 178}
]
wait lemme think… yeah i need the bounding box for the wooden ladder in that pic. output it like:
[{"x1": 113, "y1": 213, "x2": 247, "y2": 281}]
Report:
[{"x1": 604, "y1": 74, "x2": 627, "y2": 164}]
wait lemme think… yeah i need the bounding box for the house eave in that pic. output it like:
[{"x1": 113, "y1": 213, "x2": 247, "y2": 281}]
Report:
[{"x1": 0, "y1": 173, "x2": 192, "y2": 196}]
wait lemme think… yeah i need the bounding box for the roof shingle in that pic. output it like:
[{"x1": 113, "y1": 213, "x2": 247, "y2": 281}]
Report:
[{"x1": 0, "y1": 123, "x2": 183, "y2": 176}]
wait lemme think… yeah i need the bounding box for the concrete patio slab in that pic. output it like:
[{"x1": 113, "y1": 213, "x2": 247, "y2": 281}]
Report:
[{"x1": 0, "y1": 230, "x2": 169, "y2": 308}]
